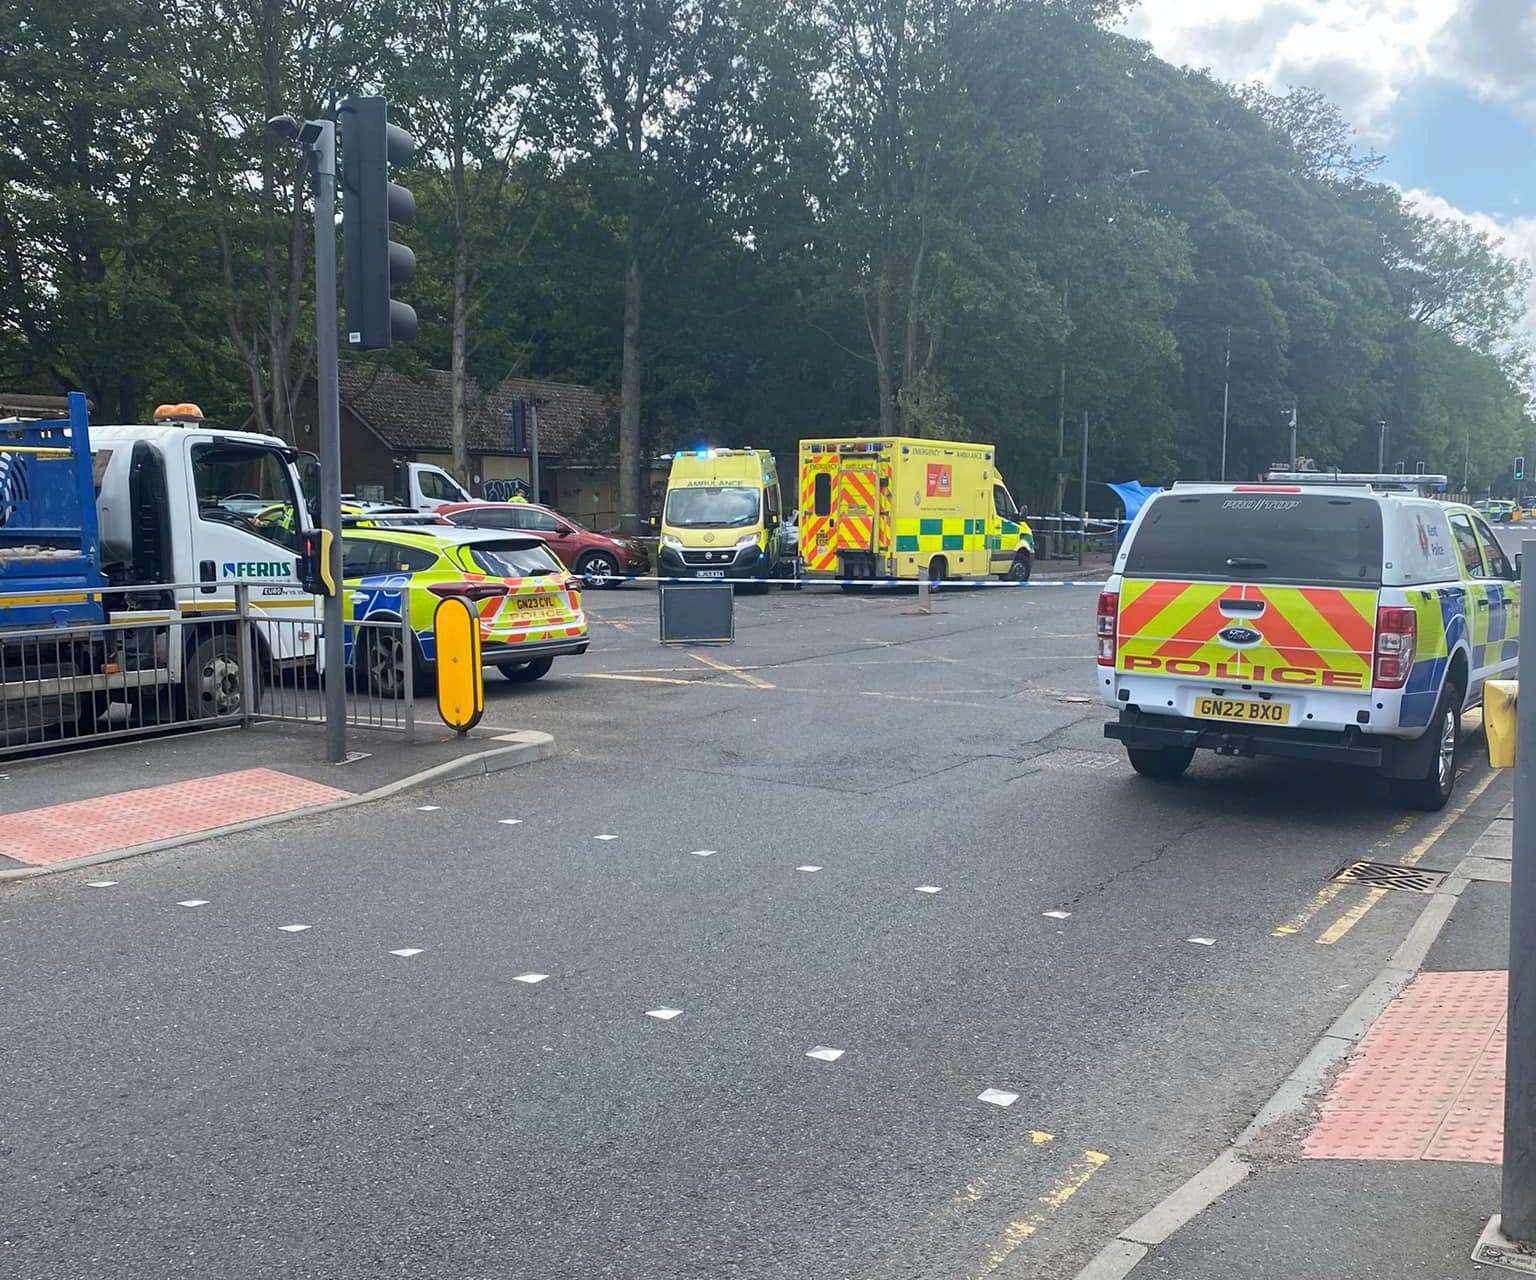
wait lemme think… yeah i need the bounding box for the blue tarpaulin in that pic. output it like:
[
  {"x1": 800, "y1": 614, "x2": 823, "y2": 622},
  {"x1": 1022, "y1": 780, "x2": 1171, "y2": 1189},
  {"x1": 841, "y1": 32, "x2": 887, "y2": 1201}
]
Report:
[{"x1": 1107, "y1": 482, "x2": 1162, "y2": 544}]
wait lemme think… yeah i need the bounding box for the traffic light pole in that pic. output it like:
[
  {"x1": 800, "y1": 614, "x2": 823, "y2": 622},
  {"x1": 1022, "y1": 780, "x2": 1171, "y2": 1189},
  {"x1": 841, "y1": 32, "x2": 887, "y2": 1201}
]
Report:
[
  {"x1": 1505, "y1": 541, "x2": 1536, "y2": 1239},
  {"x1": 310, "y1": 121, "x2": 347, "y2": 765}
]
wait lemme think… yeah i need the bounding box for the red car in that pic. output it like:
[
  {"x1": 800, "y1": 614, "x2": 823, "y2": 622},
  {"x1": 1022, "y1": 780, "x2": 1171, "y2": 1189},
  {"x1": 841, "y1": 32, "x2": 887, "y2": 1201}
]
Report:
[{"x1": 438, "y1": 502, "x2": 649, "y2": 585}]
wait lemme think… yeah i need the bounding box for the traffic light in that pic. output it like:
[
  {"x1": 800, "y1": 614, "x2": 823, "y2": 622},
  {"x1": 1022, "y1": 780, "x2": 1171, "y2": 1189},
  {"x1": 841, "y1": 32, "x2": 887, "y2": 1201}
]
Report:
[
  {"x1": 339, "y1": 95, "x2": 416, "y2": 350},
  {"x1": 1517, "y1": 455, "x2": 1526, "y2": 481}
]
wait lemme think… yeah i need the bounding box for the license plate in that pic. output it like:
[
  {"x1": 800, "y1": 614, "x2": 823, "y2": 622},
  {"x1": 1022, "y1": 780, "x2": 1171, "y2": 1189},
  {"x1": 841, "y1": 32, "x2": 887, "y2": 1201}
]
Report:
[
  {"x1": 1194, "y1": 696, "x2": 1289, "y2": 725},
  {"x1": 698, "y1": 570, "x2": 726, "y2": 579}
]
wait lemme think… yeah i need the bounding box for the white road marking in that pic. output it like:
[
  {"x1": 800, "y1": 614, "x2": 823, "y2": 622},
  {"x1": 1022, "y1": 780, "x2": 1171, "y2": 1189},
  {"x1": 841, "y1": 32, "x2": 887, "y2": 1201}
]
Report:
[
  {"x1": 513, "y1": 972, "x2": 549, "y2": 984},
  {"x1": 177, "y1": 899, "x2": 209, "y2": 908},
  {"x1": 797, "y1": 865, "x2": 823, "y2": 873},
  {"x1": 806, "y1": 1046, "x2": 845, "y2": 1062},
  {"x1": 646, "y1": 1008, "x2": 682, "y2": 1021},
  {"x1": 915, "y1": 885, "x2": 943, "y2": 894},
  {"x1": 1043, "y1": 910, "x2": 1071, "y2": 919},
  {"x1": 498, "y1": 819, "x2": 523, "y2": 826},
  {"x1": 389, "y1": 948, "x2": 424, "y2": 957},
  {"x1": 594, "y1": 834, "x2": 618, "y2": 841},
  {"x1": 690, "y1": 849, "x2": 716, "y2": 857},
  {"x1": 85, "y1": 880, "x2": 117, "y2": 888},
  {"x1": 416, "y1": 805, "x2": 441, "y2": 812},
  {"x1": 978, "y1": 1088, "x2": 1020, "y2": 1108},
  {"x1": 278, "y1": 924, "x2": 311, "y2": 933},
  {"x1": 1187, "y1": 936, "x2": 1216, "y2": 946}
]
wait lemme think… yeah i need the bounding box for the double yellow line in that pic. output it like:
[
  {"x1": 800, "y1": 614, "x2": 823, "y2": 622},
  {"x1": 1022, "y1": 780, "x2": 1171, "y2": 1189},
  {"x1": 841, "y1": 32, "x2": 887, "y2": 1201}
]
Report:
[{"x1": 1273, "y1": 769, "x2": 1498, "y2": 945}]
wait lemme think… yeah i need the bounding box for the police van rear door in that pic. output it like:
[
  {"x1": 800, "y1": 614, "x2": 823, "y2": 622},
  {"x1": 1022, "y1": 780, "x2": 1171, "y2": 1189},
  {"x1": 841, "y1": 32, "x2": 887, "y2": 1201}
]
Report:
[{"x1": 1116, "y1": 489, "x2": 1381, "y2": 695}]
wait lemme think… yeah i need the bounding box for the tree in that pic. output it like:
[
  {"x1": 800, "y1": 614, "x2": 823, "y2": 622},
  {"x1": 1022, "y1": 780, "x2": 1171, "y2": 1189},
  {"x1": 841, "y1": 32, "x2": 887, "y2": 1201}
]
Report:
[{"x1": 390, "y1": 0, "x2": 542, "y2": 486}]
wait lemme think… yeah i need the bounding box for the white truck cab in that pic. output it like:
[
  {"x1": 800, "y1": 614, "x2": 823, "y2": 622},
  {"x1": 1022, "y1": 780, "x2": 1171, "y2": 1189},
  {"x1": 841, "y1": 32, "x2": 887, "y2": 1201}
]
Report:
[
  {"x1": 1098, "y1": 477, "x2": 1520, "y2": 809},
  {"x1": 92, "y1": 410, "x2": 322, "y2": 707},
  {"x1": 392, "y1": 461, "x2": 472, "y2": 511}
]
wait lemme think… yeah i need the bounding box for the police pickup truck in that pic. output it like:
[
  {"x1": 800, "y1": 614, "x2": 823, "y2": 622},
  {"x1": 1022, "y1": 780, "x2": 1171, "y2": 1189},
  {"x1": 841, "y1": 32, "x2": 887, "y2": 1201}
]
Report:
[{"x1": 1097, "y1": 475, "x2": 1519, "y2": 809}]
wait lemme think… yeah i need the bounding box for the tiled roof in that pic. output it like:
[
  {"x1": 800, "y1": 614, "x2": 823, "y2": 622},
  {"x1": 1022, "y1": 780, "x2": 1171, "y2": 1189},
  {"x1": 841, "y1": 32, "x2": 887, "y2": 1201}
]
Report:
[{"x1": 336, "y1": 364, "x2": 609, "y2": 455}]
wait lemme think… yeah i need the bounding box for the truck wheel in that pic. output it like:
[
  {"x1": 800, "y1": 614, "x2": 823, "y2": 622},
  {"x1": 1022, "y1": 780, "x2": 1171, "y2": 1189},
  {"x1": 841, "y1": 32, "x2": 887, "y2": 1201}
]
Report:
[
  {"x1": 497, "y1": 656, "x2": 554, "y2": 683},
  {"x1": 927, "y1": 556, "x2": 948, "y2": 587},
  {"x1": 184, "y1": 633, "x2": 251, "y2": 719},
  {"x1": 1127, "y1": 746, "x2": 1195, "y2": 780},
  {"x1": 1391, "y1": 686, "x2": 1461, "y2": 811},
  {"x1": 1006, "y1": 552, "x2": 1033, "y2": 582}
]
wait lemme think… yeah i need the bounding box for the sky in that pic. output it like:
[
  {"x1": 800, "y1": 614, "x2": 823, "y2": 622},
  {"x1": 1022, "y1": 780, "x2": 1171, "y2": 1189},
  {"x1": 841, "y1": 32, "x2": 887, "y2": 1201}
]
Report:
[{"x1": 1120, "y1": 0, "x2": 1536, "y2": 344}]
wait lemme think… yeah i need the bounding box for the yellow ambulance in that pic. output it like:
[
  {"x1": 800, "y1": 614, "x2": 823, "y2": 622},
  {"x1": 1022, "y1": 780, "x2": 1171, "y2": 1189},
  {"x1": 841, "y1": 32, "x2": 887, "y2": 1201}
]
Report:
[
  {"x1": 797, "y1": 437, "x2": 1034, "y2": 584},
  {"x1": 658, "y1": 448, "x2": 795, "y2": 582}
]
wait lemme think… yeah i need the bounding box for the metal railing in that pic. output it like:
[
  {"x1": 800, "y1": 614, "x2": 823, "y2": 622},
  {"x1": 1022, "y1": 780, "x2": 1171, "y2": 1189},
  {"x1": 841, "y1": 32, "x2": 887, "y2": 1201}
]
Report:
[{"x1": 0, "y1": 582, "x2": 419, "y2": 758}]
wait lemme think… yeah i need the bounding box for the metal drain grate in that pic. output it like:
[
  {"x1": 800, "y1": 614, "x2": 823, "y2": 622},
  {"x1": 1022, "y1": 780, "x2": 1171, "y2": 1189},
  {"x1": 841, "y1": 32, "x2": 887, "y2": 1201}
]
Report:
[{"x1": 1330, "y1": 860, "x2": 1447, "y2": 894}]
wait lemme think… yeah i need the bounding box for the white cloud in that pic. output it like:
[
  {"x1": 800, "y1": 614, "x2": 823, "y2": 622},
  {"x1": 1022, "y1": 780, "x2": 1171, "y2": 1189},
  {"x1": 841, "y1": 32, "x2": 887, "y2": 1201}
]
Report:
[
  {"x1": 1120, "y1": 0, "x2": 1457, "y2": 142},
  {"x1": 1402, "y1": 185, "x2": 1536, "y2": 350},
  {"x1": 1435, "y1": 0, "x2": 1536, "y2": 123}
]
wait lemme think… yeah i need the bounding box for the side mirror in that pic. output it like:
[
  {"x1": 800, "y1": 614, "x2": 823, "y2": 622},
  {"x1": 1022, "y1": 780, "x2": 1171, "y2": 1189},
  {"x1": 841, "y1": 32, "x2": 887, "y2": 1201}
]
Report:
[{"x1": 1515, "y1": 552, "x2": 1523, "y2": 577}]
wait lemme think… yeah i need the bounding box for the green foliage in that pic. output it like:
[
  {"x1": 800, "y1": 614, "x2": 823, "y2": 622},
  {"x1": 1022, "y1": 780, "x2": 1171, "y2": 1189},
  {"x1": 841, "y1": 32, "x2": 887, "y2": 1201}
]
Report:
[{"x1": 1, "y1": 0, "x2": 1530, "y2": 505}]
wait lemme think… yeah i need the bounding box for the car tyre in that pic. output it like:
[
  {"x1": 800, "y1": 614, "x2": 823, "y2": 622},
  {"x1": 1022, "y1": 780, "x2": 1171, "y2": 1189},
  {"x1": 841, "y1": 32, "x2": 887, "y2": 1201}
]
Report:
[
  {"x1": 579, "y1": 551, "x2": 621, "y2": 588},
  {"x1": 497, "y1": 656, "x2": 554, "y2": 683},
  {"x1": 1391, "y1": 685, "x2": 1461, "y2": 812},
  {"x1": 1127, "y1": 745, "x2": 1195, "y2": 780}
]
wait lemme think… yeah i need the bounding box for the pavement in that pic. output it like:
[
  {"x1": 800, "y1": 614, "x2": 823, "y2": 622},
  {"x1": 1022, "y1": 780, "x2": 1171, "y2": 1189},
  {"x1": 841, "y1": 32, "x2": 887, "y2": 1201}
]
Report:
[
  {"x1": 0, "y1": 582, "x2": 1516, "y2": 1279},
  {"x1": 0, "y1": 719, "x2": 554, "y2": 878},
  {"x1": 1114, "y1": 808, "x2": 1515, "y2": 1280}
]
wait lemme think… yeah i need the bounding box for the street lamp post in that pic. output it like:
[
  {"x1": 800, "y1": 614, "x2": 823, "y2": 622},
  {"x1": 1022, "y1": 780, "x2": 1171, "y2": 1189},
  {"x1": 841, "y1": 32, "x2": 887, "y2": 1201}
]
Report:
[{"x1": 1220, "y1": 327, "x2": 1231, "y2": 482}]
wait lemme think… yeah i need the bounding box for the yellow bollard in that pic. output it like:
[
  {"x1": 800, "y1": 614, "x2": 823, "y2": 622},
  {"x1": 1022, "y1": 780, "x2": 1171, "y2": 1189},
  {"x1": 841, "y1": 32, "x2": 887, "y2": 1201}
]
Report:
[
  {"x1": 1486, "y1": 679, "x2": 1518, "y2": 769},
  {"x1": 434, "y1": 596, "x2": 485, "y2": 736}
]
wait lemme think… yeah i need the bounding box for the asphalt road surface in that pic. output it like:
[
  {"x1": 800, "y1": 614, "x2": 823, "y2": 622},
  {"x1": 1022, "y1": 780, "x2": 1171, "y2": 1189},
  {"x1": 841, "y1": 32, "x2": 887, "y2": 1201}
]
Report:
[{"x1": 1, "y1": 583, "x2": 1510, "y2": 1279}]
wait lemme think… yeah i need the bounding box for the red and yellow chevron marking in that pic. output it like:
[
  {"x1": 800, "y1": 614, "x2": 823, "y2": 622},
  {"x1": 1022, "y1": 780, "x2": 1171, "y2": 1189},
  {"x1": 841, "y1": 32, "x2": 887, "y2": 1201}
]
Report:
[
  {"x1": 877, "y1": 460, "x2": 893, "y2": 554},
  {"x1": 1116, "y1": 578, "x2": 1376, "y2": 684},
  {"x1": 835, "y1": 467, "x2": 878, "y2": 555},
  {"x1": 800, "y1": 452, "x2": 839, "y2": 571}
]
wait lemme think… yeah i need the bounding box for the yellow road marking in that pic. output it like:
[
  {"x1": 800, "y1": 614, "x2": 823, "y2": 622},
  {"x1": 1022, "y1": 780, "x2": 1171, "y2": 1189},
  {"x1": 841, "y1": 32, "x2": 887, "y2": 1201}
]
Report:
[
  {"x1": 691, "y1": 652, "x2": 775, "y2": 689},
  {"x1": 1273, "y1": 812, "x2": 1411, "y2": 936},
  {"x1": 973, "y1": 1150, "x2": 1109, "y2": 1278},
  {"x1": 1314, "y1": 769, "x2": 1498, "y2": 945}
]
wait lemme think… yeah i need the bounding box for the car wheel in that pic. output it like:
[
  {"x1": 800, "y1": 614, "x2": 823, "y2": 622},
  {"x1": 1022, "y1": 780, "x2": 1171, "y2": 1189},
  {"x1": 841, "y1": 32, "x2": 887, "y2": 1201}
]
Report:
[
  {"x1": 580, "y1": 552, "x2": 621, "y2": 588},
  {"x1": 1006, "y1": 552, "x2": 1033, "y2": 582},
  {"x1": 1391, "y1": 686, "x2": 1461, "y2": 811},
  {"x1": 1127, "y1": 745, "x2": 1195, "y2": 780},
  {"x1": 497, "y1": 656, "x2": 554, "y2": 683}
]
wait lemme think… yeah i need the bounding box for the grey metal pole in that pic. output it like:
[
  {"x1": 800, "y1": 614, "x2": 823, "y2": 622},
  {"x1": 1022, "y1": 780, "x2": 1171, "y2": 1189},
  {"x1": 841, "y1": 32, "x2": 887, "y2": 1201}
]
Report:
[
  {"x1": 1378, "y1": 420, "x2": 1387, "y2": 473},
  {"x1": 1220, "y1": 327, "x2": 1230, "y2": 483},
  {"x1": 1078, "y1": 410, "x2": 1088, "y2": 569},
  {"x1": 312, "y1": 121, "x2": 346, "y2": 765},
  {"x1": 1503, "y1": 538, "x2": 1536, "y2": 1238},
  {"x1": 529, "y1": 400, "x2": 540, "y2": 505},
  {"x1": 1290, "y1": 406, "x2": 1298, "y2": 470}
]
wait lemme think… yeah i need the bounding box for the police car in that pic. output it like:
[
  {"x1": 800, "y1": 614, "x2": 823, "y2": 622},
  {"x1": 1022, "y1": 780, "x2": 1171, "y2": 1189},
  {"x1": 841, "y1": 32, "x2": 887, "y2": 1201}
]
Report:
[{"x1": 1097, "y1": 473, "x2": 1520, "y2": 809}]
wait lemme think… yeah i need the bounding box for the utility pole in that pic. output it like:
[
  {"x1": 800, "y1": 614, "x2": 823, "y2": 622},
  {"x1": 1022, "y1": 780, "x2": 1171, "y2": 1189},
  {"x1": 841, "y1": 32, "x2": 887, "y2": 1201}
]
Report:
[
  {"x1": 1078, "y1": 410, "x2": 1088, "y2": 569},
  {"x1": 529, "y1": 399, "x2": 540, "y2": 505},
  {"x1": 1053, "y1": 278, "x2": 1070, "y2": 557},
  {"x1": 311, "y1": 122, "x2": 346, "y2": 765},
  {"x1": 1289, "y1": 404, "x2": 1299, "y2": 470},
  {"x1": 1503, "y1": 541, "x2": 1536, "y2": 1240},
  {"x1": 1378, "y1": 420, "x2": 1388, "y2": 474},
  {"x1": 1220, "y1": 327, "x2": 1231, "y2": 482}
]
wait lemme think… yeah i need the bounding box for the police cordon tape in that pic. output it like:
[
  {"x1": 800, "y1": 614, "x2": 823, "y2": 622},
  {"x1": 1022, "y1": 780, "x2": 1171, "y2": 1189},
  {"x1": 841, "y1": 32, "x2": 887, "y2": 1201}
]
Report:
[{"x1": 580, "y1": 573, "x2": 1110, "y2": 589}]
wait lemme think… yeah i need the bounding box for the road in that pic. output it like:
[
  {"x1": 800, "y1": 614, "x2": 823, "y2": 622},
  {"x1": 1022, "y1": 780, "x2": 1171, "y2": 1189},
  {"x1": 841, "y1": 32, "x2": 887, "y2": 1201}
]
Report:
[{"x1": 0, "y1": 583, "x2": 1509, "y2": 1279}]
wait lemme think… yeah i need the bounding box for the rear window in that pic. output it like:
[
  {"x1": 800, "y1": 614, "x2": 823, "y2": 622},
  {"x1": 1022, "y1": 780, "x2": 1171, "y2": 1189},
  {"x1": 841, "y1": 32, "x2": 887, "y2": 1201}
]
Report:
[
  {"x1": 464, "y1": 541, "x2": 564, "y2": 578},
  {"x1": 1125, "y1": 493, "x2": 1383, "y2": 587}
]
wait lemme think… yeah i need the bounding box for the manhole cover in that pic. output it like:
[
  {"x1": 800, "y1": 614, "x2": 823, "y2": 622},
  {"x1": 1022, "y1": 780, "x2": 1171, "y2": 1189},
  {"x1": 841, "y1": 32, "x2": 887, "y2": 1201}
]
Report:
[{"x1": 1330, "y1": 860, "x2": 1447, "y2": 894}]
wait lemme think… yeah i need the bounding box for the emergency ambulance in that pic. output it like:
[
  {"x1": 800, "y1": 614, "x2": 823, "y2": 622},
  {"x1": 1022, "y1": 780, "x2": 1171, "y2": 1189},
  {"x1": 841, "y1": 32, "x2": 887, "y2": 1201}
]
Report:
[
  {"x1": 1097, "y1": 475, "x2": 1520, "y2": 809},
  {"x1": 797, "y1": 437, "x2": 1033, "y2": 584},
  {"x1": 658, "y1": 449, "x2": 794, "y2": 582}
]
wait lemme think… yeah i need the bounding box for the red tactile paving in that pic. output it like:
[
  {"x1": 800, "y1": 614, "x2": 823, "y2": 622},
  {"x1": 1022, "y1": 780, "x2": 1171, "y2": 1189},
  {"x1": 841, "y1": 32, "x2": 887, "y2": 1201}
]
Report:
[
  {"x1": 0, "y1": 768, "x2": 351, "y2": 866},
  {"x1": 1304, "y1": 970, "x2": 1507, "y2": 1164}
]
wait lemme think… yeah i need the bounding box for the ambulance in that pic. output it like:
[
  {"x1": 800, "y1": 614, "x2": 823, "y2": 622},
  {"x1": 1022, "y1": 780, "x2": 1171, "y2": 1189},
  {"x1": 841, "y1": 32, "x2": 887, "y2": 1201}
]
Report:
[
  {"x1": 1097, "y1": 476, "x2": 1520, "y2": 809},
  {"x1": 797, "y1": 437, "x2": 1033, "y2": 585},
  {"x1": 657, "y1": 448, "x2": 795, "y2": 582}
]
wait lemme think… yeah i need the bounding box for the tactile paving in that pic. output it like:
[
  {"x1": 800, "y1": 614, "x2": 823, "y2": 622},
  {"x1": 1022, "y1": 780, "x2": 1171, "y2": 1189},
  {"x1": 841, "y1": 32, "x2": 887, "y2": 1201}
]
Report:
[
  {"x1": 0, "y1": 768, "x2": 351, "y2": 866},
  {"x1": 1303, "y1": 970, "x2": 1506, "y2": 1163}
]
